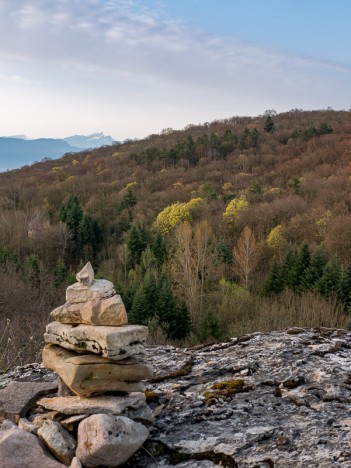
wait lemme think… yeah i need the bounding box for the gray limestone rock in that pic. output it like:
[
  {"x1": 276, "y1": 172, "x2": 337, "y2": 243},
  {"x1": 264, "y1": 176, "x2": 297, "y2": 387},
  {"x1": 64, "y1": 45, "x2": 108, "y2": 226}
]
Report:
[
  {"x1": 38, "y1": 420, "x2": 76, "y2": 465},
  {"x1": 0, "y1": 419, "x2": 64, "y2": 467},
  {"x1": 76, "y1": 414, "x2": 149, "y2": 467},
  {"x1": 37, "y1": 392, "x2": 146, "y2": 416},
  {"x1": 42, "y1": 345, "x2": 152, "y2": 397},
  {"x1": 50, "y1": 294, "x2": 128, "y2": 326},
  {"x1": 76, "y1": 262, "x2": 94, "y2": 286},
  {"x1": 66, "y1": 279, "x2": 115, "y2": 304},
  {"x1": 0, "y1": 380, "x2": 57, "y2": 423},
  {"x1": 70, "y1": 457, "x2": 82, "y2": 468},
  {"x1": 44, "y1": 322, "x2": 148, "y2": 360},
  {"x1": 18, "y1": 417, "x2": 40, "y2": 434}
]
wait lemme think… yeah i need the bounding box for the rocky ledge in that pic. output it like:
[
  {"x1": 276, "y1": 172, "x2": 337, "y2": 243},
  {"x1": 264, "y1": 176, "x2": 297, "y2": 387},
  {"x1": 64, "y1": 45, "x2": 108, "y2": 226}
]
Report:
[{"x1": 3, "y1": 327, "x2": 351, "y2": 467}]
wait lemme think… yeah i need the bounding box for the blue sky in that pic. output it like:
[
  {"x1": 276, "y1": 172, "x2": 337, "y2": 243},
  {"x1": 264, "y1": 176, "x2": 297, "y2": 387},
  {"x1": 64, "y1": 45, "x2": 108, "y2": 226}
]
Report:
[{"x1": 0, "y1": 0, "x2": 350, "y2": 140}]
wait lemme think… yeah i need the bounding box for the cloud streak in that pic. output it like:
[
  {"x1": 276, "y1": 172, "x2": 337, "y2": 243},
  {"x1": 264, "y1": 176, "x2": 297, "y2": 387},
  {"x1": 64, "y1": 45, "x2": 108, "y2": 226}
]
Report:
[{"x1": 0, "y1": 0, "x2": 350, "y2": 138}]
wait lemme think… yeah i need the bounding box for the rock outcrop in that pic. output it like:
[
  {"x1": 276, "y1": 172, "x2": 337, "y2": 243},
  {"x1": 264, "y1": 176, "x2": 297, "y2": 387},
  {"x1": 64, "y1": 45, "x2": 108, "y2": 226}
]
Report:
[
  {"x1": 3, "y1": 294, "x2": 351, "y2": 466},
  {"x1": 129, "y1": 327, "x2": 351, "y2": 467}
]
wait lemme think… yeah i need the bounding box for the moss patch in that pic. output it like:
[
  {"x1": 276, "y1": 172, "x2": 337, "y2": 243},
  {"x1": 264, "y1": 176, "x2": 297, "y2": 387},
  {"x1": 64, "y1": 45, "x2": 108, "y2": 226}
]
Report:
[{"x1": 203, "y1": 379, "x2": 251, "y2": 406}]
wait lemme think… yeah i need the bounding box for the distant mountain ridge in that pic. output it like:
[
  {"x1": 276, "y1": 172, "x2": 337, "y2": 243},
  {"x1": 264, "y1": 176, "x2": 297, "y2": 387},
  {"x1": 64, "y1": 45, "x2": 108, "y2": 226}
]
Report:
[
  {"x1": 63, "y1": 133, "x2": 115, "y2": 149},
  {"x1": 0, "y1": 133, "x2": 114, "y2": 172}
]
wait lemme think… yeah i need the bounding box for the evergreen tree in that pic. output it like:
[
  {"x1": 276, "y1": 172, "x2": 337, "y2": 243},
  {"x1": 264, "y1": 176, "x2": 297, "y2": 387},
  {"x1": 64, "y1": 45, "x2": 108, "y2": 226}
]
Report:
[
  {"x1": 337, "y1": 266, "x2": 351, "y2": 310},
  {"x1": 216, "y1": 238, "x2": 232, "y2": 264},
  {"x1": 263, "y1": 257, "x2": 284, "y2": 295},
  {"x1": 54, "y1": 257, "x2": 68, "y2": 286},
  {"x1": 316, "y1": 258, "x2": 342, "y2": 298},
  {"x1": 127, "y1": 223, "x2": 148, "y2": 267},
  {"x1": 301, "y1": 247, "x2": 326, "y2": 291},
  {"x1": 199, "y1": 310, "x2": 222, "y2": 342},
  {"x1": 150, "y1": 232, "x2": 167, "y2": 266},
  {"x1": 282, "y1": 246, "x2": 298, "y2": 289},
  {"x1": 290, "y1": 243, "x2": 310, "y2": 293},
  {"x1": 117, "y1": 188, "x2": 137, "y2": 218},
  {"x1": 60, "y1": 195, "x2": 83, "y2": 240},
  {"x1": 264, "y1": 115, "x2": 275, "y2": 133},
  {"x1": 129, "y1": 272, "x2": 157, "y2": 325}
]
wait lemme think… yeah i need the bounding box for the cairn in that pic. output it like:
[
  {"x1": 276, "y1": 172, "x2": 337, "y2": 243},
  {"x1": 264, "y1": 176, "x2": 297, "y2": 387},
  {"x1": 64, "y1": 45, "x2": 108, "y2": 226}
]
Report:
[{"x1": 36, "y1": 263, "x2": 154, "y2": 467}]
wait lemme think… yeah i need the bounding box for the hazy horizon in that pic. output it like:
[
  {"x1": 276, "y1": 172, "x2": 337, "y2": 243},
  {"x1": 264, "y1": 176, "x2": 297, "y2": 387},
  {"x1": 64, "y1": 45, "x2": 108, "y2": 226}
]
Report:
[{"x1": 1, "y1": 0, "x2": 350, "y2": 141}]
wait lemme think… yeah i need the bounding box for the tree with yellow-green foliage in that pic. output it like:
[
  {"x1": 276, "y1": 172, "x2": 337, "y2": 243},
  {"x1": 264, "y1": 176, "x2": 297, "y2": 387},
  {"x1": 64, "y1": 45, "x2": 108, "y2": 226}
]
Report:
[
  {"x1": 223, "y1": 196, "x2": 249, "y2": 228},
  {"x1": 154, "y1": 198, "x2": 202, "y2": 235},
  {"x1": 267, "y1": 225, "x2": 287, "y2": 261}
]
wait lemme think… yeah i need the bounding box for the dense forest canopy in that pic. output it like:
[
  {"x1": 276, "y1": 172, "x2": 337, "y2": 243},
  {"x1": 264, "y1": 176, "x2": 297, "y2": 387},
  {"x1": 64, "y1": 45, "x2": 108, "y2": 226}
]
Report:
[{"x1": 1, "y1": 108, "x2": 351, "y2": 368}]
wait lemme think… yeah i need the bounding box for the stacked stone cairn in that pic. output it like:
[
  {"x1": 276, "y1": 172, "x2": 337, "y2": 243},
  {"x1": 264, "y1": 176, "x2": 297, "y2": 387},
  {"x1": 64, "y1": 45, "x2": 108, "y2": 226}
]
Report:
[{"x1": 37, "y1": 262, "x2": 154, "y2": 467}]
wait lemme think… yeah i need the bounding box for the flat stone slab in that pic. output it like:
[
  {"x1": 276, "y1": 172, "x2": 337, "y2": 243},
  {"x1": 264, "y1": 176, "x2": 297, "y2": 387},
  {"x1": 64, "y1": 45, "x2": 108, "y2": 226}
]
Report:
[
  {"x1": 50, "y1": 295, "x2": 128, "y2": 326},
  {"x1": 44, "y1": 322, "x2": 148, "y2": 360},
  {"x1": 0, "y1": 380, "x2": 57, "y2": 423},
  {"x1": 37, "y1": 392, "x2": 146, "y2": 415},
  {"x1": 76, "y1": 415, "x2": 149, "y2": 467},
  {"x1": 43, "y1": 345, "x2": 153, "y2": 397},
  {"x1": 66, "y1": 279, "x2": 115, "y2": 304},
  {"x1": 0, "y1": 419, "x2": 64, "y2": 467}
]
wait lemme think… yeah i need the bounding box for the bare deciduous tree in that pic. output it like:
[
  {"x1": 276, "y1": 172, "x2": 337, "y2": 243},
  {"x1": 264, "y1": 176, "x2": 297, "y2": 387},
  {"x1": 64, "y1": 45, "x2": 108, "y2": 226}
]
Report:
[{"x1": 233, "y1": 226, "x2": 260, "y2": 289}]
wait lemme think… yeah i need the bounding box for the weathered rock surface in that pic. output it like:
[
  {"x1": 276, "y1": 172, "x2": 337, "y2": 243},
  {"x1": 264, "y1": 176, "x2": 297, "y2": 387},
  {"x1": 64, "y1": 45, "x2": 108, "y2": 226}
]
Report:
[
  {"x1": 44, "y1": 322, "x2": 148, "y2": 360},
  {"x1": 125, "y1": 328, "x2": 351, "y2": 467},
  {"x1": 18, "y1": 416, "x2": 40, "y2": 434},
  {"x1": 76, "y1": 414, "x2": 149, "y2": 467},
  {"x1": 0, "y1": 380, "x2": 57, "y2": 423},
  {"x1": 5, "y1": 328, "x2": 351, "y2": 466},
  {"x1": 51, "y1": 295, "x2": 128, "y2": 326},
  {"x1": 70, "y1": 457, "x2": 82, "y2": 468},
  {"x1": 0, "y1": 419, "x2": 64, "y2": 467},
  {"x1": 37, "y1": 392, "x2": 146, "y2": 416},
  {"x1": 43, "y1": 345, "x2": 152, "y2": 396},
  {"x1": 38, "y1": 419, "x2": 76, "y2": 465},
  {"x1": 66, "y1": 279, "x2": 115, "y2": 304}
]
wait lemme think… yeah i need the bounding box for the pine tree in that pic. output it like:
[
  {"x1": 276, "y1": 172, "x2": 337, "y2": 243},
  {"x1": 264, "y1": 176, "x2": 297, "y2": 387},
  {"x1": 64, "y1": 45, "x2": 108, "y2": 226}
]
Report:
[
  {"x1": 150, "y1": 232, "x2": 167, "y2": 266},
  {"x1": 301, "y1": 247, "x2": 326, "y2": 291},
  {"x1": 127, "y1": 224, "x2": 148, "y2": 267},
  {"x1": 60, "y1": 195, "x2": 83, "y2": 240},
  {"x1": 264, "y1": 115, "x2": 275, "y2": 133},
  {"x1": 129, "y1": 272, "x2": 157, "y2": 325},
  {"x1": 216, "y1": 238, "x2": 232, "y2": 264},
  {"x1": 337, "y1": 266, "x2": 351, "y2": 310},
  {"x1": 290, "y1": 243, "x2": 310, "y2": 293},
  {"x1": 199, "y1": 310, "x2": 221, "y2": 342},
  {"x1": 282, "y1": 246, "x2": 298, "y2": 289},
  {"x1": 316, "y1": 258, "x2": 342, "y2": 298},
  {"x1": 54, "y1": 258, "x2": 68, "y2": 286},
  {"x1": 263, "y1": 258, "x2": 284, "y2": 295}
]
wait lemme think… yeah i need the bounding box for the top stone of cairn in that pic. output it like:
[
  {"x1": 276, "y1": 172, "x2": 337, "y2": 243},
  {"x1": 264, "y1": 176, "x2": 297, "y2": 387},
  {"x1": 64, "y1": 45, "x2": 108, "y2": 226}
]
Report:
[
  {"x1": 66, "y1": 263, "x2": 115, "y2": 304},
  {"x1": 76, "y1": 262, "x2": 94, "y2": 286}
]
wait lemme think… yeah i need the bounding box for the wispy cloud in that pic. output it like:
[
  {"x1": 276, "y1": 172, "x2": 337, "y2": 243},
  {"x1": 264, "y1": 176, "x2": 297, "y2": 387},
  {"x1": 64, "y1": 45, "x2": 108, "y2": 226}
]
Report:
[{"x1": 0, "y1": 0, "x2": 350, "y2": 138}]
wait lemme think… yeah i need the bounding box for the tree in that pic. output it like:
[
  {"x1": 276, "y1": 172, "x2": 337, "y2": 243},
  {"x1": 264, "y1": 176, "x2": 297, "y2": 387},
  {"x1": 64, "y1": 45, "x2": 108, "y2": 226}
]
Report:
[
  {"x1": 223, "y1": 197, "x2": 249, "y2": 229},
  {"x1": 233, "y1": 226, "x2": 260, "y2": 289},
  {"x1": 290, "y1": 243, "x2": 311, "y2": 293},
  {"x1": 316, "y1": 258, "x2": 342, "y2": 298},
  {"x1": 170, "y1": 221, "x2": 217, "y2": 329},
  {"x1": 153, "y1": 199, "x2": 202, "y2": 235},
  {"x1": 60, "y1": 195, "x2": 83, "y2": 241},
  {"x1": 126, "y1": 223, "x2": 148, "y2": 267},
  {"x1": 264, "y1": 115, "x2": 275, "y2": 133},
  {"x1": 267, "y1": 225, "x2": 287, "y2": 261},
  {"x1": 156, "y1": 271, "x2": 191, "y2": 340},
  {"x1": 199, "y1": 310, "x2": 222, "y2": 342},
  {"x1": 300, "y1": 247, "x2": 326, "y2": 291},
  {"x1": 263, "y1": 257, "x2": 284, "y2": 295}
]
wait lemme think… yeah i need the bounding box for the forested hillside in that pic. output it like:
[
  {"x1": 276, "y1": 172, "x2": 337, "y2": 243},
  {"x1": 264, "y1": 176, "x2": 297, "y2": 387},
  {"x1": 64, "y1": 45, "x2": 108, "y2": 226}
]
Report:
[{"x1": 1, "y1": 109, "x2": 351, "y2": 368}]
